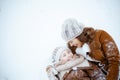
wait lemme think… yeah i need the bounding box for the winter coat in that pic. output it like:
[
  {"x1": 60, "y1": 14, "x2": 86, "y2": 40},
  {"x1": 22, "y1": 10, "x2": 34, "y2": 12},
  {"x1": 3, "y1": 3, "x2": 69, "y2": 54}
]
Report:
[
  {"x1": 55, "y1": 55, "x2": 106, "y2": 80},
  {"x1": 62, "y1": 61, "x2": 106, "y2": 80},
  {"x1": 88, "y1": 29, "x2": 119, "y2": 80},
  {"x1": 57, "y1": 58, "x2": 90, "y2": 80},
  {"x1": 73, "y1": 28, "x2": 120, "y2": 80}
]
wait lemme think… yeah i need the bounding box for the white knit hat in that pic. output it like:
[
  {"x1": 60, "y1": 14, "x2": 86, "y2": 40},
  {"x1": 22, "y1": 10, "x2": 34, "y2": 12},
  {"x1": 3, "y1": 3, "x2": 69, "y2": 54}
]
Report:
[
  {"x1": 52, "y1": 47, "x2": 70, "y2": 64},
  {"x1": 61, "y1": 18, "x2": 84, "y2": 42}
]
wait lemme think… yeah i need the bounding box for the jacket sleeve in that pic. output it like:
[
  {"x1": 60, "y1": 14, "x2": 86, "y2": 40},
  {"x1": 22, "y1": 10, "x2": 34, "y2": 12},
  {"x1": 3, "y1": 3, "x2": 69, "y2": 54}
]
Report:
[
  {"x1": 46, "y1": 65, "x2": 58, "y2": 80},
  {"x1": 99, "y1": 30, "x2": 119, "y2": 80}
]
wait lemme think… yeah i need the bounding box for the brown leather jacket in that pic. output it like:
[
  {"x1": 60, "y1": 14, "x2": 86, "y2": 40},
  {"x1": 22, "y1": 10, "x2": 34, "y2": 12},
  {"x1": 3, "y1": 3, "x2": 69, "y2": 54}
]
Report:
[
  {"x1": 69, "y1": 28, "x2": 119, "y2": 80},
  {"x1": 88, "y1": 29, "x2": 119, "y2": 80}
]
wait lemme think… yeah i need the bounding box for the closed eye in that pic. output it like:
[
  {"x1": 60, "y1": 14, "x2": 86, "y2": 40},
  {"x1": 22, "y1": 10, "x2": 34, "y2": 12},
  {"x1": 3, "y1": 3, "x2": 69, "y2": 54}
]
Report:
[{"x1": 63, "y1": 53, "x2": 66, "y2": 57}]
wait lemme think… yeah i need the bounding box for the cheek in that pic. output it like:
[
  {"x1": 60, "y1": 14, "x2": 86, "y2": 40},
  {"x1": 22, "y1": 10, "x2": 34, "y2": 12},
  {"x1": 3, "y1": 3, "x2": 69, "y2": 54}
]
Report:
[
  {"x1": 60, "y1": 57, "x2": 65, "y2": 61},
  {"x1": 76, "y1": 40, "x2": 83, "y2": 47},
  {"x1": 71, "y1": 42, "x2": 76, "y2": 46},
  {"x1": 79, "y1": 42, "x2": 84, "y2": 46},
  {"x1": 61, "y1": 57, "x2": 68, "y2": 62},
  {"x1": 74, "y1": 40, "x2": 79, "y2": 44}
]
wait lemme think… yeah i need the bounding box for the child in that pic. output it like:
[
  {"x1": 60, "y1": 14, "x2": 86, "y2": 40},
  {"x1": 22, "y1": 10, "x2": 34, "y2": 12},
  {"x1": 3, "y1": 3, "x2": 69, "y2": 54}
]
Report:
[{"x1": 46, "y1": 46, "x2": 106, "y2": 80}]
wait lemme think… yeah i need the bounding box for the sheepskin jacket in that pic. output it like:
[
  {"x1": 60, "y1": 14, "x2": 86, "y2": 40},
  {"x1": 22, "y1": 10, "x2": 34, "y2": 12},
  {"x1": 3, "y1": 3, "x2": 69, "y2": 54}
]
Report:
[
  {"x1": 87, "y1": 29, "x2": 119, "y2": 80},
  {"x1": 56, "y1": 56, "x2": 106, "y2": 80}
]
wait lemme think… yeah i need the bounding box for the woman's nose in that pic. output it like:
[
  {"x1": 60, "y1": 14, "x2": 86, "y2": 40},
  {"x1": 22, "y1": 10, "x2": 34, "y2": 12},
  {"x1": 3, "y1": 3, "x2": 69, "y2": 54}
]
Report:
[{"x1": 70, "y1": 43, "x2": 73, "y2": 47}]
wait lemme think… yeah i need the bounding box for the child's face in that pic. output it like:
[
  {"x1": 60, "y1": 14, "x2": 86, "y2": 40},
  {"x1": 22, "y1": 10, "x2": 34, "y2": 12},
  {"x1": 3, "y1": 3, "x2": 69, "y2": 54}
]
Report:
[{"x1": 60, "y1": 49, "x2": 73, "y2": 63}]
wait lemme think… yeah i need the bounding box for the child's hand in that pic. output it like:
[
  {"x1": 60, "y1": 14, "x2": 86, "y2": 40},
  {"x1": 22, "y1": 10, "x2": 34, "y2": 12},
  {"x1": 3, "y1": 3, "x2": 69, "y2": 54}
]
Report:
[
  {"x1": 46, "y1": 65, "x2": 53, "y2": 72},
  {"x1": 46, "y1": 65, "x2": 58, "y2": 74},
  {"x1": 46, "y1": 65, "x2": 58, "y2": 80}
]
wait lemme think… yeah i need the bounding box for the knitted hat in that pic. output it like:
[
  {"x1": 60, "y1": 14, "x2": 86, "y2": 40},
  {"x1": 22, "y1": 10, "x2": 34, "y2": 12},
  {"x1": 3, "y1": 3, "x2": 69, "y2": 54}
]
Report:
[
  {"x1": 61, "y1": 18, "x2": 84, "y2": 42},
  {"x1": 52, "y1": 47, "x2": 70, "y2": 64}
]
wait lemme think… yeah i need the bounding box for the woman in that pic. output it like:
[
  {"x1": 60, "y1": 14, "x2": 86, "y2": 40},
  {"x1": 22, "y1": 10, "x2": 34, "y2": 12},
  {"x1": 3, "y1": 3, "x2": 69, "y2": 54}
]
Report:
[{"x1": 61, "y1": 18, "x2": 119, "y2": 80}]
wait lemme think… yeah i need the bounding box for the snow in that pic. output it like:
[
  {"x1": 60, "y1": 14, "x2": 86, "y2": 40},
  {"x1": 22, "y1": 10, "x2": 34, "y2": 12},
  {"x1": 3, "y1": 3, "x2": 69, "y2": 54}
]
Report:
[{"x1": 0, "y1": 0, "x2": 120, "y2": 80}]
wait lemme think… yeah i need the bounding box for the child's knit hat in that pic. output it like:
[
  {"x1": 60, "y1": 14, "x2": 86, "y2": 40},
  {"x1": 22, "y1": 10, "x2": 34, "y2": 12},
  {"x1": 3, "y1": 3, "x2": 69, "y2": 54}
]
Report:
[{"x1": 52, "y1": 47, "x2": 70, "y2": 64}]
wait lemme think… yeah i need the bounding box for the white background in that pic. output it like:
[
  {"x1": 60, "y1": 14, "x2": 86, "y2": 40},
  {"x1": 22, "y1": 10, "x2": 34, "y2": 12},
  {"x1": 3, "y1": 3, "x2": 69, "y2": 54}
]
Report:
[{"x1": 0, "y1": 0, "x2": 120, "y2": 80}]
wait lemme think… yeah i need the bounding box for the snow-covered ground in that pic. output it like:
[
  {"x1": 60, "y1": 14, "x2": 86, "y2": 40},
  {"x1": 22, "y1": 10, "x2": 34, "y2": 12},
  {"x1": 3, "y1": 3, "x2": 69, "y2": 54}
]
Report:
[{"x1": 0, "y1": 0, "x2": 120, "y2": 80}]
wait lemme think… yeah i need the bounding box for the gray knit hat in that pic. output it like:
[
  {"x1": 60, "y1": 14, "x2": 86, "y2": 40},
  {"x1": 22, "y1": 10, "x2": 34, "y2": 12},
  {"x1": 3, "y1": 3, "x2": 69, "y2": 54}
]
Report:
[{"x1": 61, "y1": 18, "x2": 84, "y2": 42}]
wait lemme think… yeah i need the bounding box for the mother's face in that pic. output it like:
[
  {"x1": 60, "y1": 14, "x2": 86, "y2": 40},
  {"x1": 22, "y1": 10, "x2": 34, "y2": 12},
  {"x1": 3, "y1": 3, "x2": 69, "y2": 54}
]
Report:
[{"x1": 68, "y1": 38, "x2": 84, "y2": 48}]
